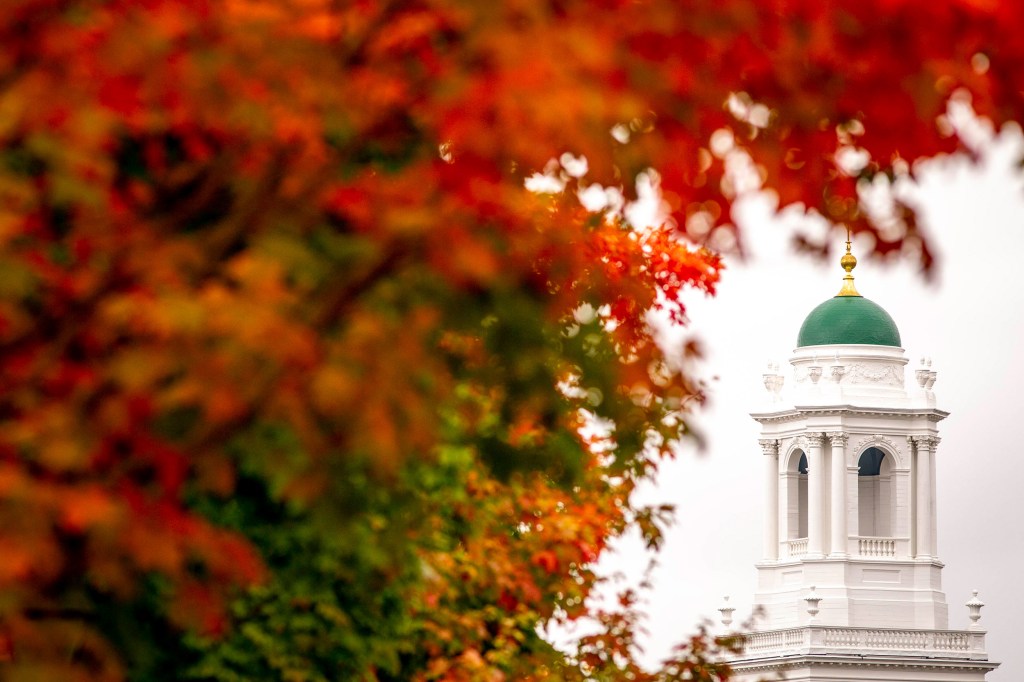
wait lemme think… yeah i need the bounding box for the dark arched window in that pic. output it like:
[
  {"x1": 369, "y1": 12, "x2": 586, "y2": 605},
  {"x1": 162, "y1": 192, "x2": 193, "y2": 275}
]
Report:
[
  {"x1": 786, "y1": 450, "x2": 808, "y2": 539},
  {"x1": 858, "y1": 447, "x2": 892, "y2": 536},
  {"x1": 858, "y1": 447, "x2": 885, "y2": 476}
]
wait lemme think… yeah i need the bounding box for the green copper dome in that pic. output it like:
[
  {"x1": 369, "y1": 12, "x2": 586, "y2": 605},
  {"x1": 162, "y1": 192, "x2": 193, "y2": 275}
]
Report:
[{"x1": 797, "y1": 295, "x2": 901, "y2": 348}]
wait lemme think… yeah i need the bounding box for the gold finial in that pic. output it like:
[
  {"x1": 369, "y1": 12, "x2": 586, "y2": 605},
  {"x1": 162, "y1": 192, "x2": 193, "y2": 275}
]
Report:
[{"x1": 837, "y1": 228, "x2": 860, "y2": 297}]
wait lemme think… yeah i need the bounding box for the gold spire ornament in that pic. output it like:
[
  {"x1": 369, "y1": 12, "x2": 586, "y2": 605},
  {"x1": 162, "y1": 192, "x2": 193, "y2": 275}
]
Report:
[{"x1": 837, "y1": 229, "x2": 860, "y2": 297}]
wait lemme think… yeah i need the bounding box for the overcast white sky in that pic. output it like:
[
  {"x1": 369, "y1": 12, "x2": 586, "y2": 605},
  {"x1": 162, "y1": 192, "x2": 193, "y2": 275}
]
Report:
[{"x1": 579, "y1": 123, "x2": 1024, "y2": 678}]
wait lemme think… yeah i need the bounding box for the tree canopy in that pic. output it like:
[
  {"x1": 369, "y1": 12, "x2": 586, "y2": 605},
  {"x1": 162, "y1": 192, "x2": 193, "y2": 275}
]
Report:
[{"x1": 0, "y1": 1, "x2": 1022, "y2": 680}]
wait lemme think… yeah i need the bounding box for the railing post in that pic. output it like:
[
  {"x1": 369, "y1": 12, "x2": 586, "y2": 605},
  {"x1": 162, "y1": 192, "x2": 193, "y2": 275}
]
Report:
[
  {"x1": 969, "y1": 631, "x2": 988, "y2": 659},
  {"x1": 807, "y1": 624, "x2": 822, "y2": 653}
]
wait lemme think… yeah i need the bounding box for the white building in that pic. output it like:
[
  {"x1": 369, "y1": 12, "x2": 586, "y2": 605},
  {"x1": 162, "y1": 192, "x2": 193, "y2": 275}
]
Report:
[{"x1": 727, "y1": 241, "x2": 999, "y2": 682}]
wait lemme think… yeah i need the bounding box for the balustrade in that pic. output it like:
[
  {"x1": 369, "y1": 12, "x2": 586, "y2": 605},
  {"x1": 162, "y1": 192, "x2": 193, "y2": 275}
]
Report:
[
  {"x1": 856, "y1": 536, "x2": 896, "y2": 557},
  {"x1": 738, "y1": 625, "x2": 985, "y2": 660},
  {"x1": 786, "y1": 538, "x2": 808, "y2": 557},
  {"x1": 934, "y1": 632, "x2": 971, "y2": 651}
]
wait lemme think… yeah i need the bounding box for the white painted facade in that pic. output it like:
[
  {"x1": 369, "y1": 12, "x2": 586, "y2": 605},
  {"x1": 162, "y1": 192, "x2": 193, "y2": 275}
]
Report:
[{"x1": 727, "y1": 341, "x2": 999, "y2": 681}]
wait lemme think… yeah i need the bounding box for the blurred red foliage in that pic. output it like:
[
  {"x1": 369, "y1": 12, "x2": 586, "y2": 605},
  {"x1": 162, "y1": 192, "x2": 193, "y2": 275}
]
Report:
[{"x1": 0, "y1": 0, "x2": 1021, "y2": 678}]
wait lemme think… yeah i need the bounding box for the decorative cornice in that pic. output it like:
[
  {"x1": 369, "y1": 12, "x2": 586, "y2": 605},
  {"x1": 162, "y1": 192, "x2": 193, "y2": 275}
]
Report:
[
  {"x1": 751, "y1": 411, "x2": 802, "y2": 424},
  {"x1": 751, "y1": 406, "x2": 950, "y2": 425},
  {"x1": 729, "y1": 657, "x2": 998, "y2": 674}
]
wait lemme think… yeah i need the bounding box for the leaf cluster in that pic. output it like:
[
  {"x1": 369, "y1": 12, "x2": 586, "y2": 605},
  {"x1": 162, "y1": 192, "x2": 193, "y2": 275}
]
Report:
[{"x1": 0, "y1": 1, "x2": 1021, "y2": 680}]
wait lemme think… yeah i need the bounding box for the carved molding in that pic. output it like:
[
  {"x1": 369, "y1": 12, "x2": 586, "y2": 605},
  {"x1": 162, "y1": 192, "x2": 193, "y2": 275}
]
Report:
[
  {"x1": 784, "y1": 436, "x2": 808, "y2": 458},
  {"x1": 804, "y1": 433, "x2": 825, "y2": 447},
  {"x1": 851, "y1": 434, "x2": 906, "y2": 468},
  {"x1": 826, "y1": 432, "x2": 848, "y2": 448},
  {"x1": 794, "y1": 365, "x2": 824, "y2": 384},
  {"x1": 842, "y1": 362, "x2": 904, "y2": 387},
  {"x1": 759, "y1": 438, "x2": 779, "y2": 456},
  {"x1": 793, "y1": 362, "x2": 903, "y2": 386},
  {"x1": 777, "y1": 438, "x2": 804, "y2": 470},
  {"x1": 911, "y1": 435, "x2": 941, "y2": 452}
]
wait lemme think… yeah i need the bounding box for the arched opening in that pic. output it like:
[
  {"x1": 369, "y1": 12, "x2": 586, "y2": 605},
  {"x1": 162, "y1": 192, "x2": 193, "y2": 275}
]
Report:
[
  {"x1": 797, "y1": 453, "x2": 808, "y2": 538},
  {"x1": 858, "y1": 447, "x2": 893, "y2": 536},
  {"x1": 785, "y1": 449, "x2": 808, "y2": 541}
]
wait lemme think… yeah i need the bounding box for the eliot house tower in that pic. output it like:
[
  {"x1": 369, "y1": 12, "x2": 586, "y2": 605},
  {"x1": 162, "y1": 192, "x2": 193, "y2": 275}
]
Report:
[{"x1": 724, "y1": 238, "x2": 998, "y2": 681}]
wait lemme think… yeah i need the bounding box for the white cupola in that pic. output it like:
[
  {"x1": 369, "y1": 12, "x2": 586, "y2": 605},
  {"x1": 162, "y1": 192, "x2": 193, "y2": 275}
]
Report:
[{"x1": 728, "y1": 238, "x2": 998, "y2": 681}]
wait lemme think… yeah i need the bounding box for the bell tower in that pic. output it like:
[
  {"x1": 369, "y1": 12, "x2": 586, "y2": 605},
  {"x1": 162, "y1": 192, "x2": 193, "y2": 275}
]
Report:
[{"x1": 728, "y1": 238, "x2": 998, "y2": 681}]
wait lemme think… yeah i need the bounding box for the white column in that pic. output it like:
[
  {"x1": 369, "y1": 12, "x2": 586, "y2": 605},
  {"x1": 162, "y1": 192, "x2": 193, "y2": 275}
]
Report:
[
  {"x1": 828, "y1": 432, "x2": 848, "y2": 557},
  {"x1": 806, "y1": 434, "x2": 825, "y2": 558},
  {"x1": 914, "y1": 436, "x2": 936, "y2": 559},
  {"x1": 778, "y1": 468, "x2": 790, "y2": 548},
  {"x1": 930, "y1": 437, "x2": 940, "y2": 556},
  {"x1": 847, "y1": 458, "x2": 860, "y2": 539},
  {"x1": 760, "y1": 439, "x2": 780, "y2": 561}
]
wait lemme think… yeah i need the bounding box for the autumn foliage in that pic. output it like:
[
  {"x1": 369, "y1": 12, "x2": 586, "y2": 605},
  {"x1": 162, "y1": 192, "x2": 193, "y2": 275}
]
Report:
[{"x1": 0, "y1": 0, "x2": 1022, "y2": 680}]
